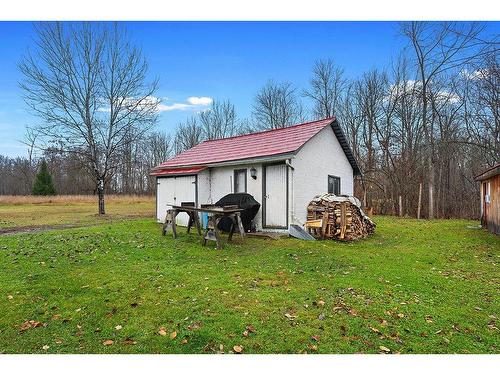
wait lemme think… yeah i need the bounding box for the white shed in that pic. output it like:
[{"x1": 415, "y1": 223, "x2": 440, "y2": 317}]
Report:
[{"x1": 151, "y1": 117, "x2": 361, "y2": 230}]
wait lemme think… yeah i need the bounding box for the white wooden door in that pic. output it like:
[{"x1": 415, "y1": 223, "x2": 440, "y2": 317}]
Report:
[
  {"x1": 264, "y1": 164, "x2": 287, "y2": 228},
  {"x1": 157, "y1": 176, "x2": 196, "y2": 226}
]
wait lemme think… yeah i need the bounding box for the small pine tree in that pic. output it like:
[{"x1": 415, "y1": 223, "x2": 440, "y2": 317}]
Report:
[{"x1": 32, "y1": 160, "x2": 56, "y2": 196}]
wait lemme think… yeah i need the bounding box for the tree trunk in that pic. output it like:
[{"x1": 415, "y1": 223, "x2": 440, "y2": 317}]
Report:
[
  {"x1": 417, "y1": 182, "x2": 422, "y2": 219},
  {"x1": 398, "y1": 195, "x2": 403, "y2": 217},
  {"x1": 428, "y1": 159, "x2": 435, "y2": 219},
  {"x1": 97, "y1": 178, "x2": 105, "y2": 215}
]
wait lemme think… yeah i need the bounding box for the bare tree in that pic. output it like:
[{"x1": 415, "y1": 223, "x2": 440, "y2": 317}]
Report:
[
  {"x1": 174, "y1": 117, "x2": 203, "y2": 154},
  {"x1": 401, "y1": 21, "x2": 486, "y2": 219},
  {"x1": 19, "y1": 22, "x2": 158, "y2": 214},
  {"x1": 199, "y1": 99, "x2": 238, "y2": 140},
  {"x1": 304, "y1": 59, "x2": 346, "y2": 119},
  {"x1": 252, "y1": 80, "x2": 305, "y2": 130}
]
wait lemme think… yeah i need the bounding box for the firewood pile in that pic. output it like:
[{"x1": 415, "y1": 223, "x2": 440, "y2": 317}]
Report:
[{"x1": 306, "y1": 194, "x2": 375, "y2": 241}]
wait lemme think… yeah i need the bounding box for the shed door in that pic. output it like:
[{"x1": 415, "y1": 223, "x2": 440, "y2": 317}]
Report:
[
  {"x1": 264, "y1": 164, "x2": 287, "y2": 228},
  {"x1": 157, "y1": 175, "x2": 196, "y2": 226}
]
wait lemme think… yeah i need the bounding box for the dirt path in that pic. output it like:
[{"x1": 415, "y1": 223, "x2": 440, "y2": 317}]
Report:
[{"x1": 0, "y1": 223, "x2": 94, "y2": 236}]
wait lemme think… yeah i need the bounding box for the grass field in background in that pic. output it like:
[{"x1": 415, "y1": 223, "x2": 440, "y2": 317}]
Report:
[
  {"x1": 0, "y1": 195, "x2": 155, "y2": 230},
  {"x1": 0, "y1": 215, "x2": 498, "y2": 354}
]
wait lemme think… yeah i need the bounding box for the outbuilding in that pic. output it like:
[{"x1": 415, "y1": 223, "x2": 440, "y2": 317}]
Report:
[
  {"x1": 475, "y1": 163, "x2": 500, "y2": 235},
  {"x1": 151, "y1": 117, "x2": 361, "y2": 230}
]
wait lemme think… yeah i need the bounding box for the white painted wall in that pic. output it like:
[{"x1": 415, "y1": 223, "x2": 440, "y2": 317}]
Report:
[
  {"x1": 197, "y1": 164, "x2": 264, "y2": 229},
  {"x1": 289, "y1": 125, "x2": 354, "y2": 226},
  {"x1": 156, "y1": 175, "x2": 196, "y2": 226}
]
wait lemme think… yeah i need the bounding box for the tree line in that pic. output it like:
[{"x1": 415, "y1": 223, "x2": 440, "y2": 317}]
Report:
[{"x1": 0, "y1": 21, "x2": 498, "y2": 218}]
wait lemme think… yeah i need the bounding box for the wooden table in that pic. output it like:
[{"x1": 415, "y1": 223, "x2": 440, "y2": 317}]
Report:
[{"x1": 162, "y1": 204, "x2": 245, "y2": 249}]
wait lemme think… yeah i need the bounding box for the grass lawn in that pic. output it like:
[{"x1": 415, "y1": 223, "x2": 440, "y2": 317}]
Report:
[
  {"x1": 0, "y1": 195, "x2": 154, "y2": 231},
  {"x1": 0, "y1": 215, "x2": 498, "y2": 354}
]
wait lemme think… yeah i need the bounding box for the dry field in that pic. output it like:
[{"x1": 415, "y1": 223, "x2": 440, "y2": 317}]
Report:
[{"x1": 0, "y1": 195, "x2": 155, "y2": 232}]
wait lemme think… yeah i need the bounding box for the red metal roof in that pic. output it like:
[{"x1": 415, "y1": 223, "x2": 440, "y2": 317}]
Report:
[
  {"x1": 157, "y1": 118, "x2": 335, "y2": 168},
  {"x1": 150, "y1": 166, "x2": 207, "y2": 176}
]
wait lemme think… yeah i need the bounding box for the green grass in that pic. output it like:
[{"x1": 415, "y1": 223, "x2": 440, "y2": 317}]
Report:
[{"x1": 0, "y1": 216, "x2": 498, "y2": 353}]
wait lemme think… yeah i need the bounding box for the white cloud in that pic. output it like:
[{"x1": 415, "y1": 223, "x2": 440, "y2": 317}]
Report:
[
  {"x1": 97, "y1": 95, "x2": 214, "y2": 113},
  {"x1": 186, "y1": 96, "x2": 213, "y2": 106}
]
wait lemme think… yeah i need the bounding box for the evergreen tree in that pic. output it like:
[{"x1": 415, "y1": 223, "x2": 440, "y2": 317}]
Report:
[{"x1": 32, "y1": 160, "x2": 56, "y2": 195}]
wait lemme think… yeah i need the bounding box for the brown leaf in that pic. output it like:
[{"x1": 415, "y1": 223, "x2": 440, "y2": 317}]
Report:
[
  {"x1": 379, "y1": 345, "x2": 391, "y2": 353},
  {"x1": 187, "y1": 321, "x2": 202, "y2": 330},
  {"x1": 317, "y1": 300, "x2": 325, "y2": 307},
  {"x1": 158, "y1": 327, "x2": 167, "y2": 336},
  {"x1": 348, "y1": 309, "x2": 358, "y2": 317},
  {"x1": 246, "y1": 325, "x2": 256, "y2": 333},
  {"x1": 397, "y1": 313, "x2": 405, "y2": 318},
  {"x1": 181, "y1": 338, "x2": 188, "y2": 344},
  {"x1": 307, "y1": 343, "x2": 318, "y2": 351},
  {"x1": 370, "y1": 327, "x2": 380, "y2": 334},
  {"x1": 170, "y1": 331, "x2": 177, "y2": 339},
  {"x1": 103, "y1": 339, "x2": 114, "y2": 346},
  {"x1": 123, "y1": 338, "x2": 137, "y2": 345},
  {"x1": 233, "y1": 345, "x2": 243, "y2": 353},
  {"x1": 242, "y1": 330, "x2": 249, "y2": 337},
  {"x1": 311, "y1": 335, "x2": 320, "y2": 342}
]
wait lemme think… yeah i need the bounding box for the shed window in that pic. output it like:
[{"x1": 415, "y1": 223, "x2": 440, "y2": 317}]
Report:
[
  {"x1": 328, "y1": 175, "x2": 341, "y2": 195},
  {"x1": 234, "y1": 169, "x2": 247, "y2": 193}
]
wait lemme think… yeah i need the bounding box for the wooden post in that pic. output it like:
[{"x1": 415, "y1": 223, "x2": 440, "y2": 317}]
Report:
[
  {"x1": 398, "y1": 195, "x2": 403, "y2": 217},
  {"x1": 417, "y1": 183, "x2": 422, "y2": 220}
]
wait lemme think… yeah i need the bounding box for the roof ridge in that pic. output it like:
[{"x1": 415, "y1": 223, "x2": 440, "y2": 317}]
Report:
[{"x1": 198, "y1": 116, "x2": 336, "y2": 144}]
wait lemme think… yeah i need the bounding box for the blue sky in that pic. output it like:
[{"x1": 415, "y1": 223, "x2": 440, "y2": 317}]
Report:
[{"x1": 1, "y1": 21, "x2": 499, "y2": 157}]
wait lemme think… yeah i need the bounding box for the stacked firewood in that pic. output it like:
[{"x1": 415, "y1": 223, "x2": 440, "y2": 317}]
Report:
[{"x1": 307, "y1": 194, "x2": 375, "y2": 241}]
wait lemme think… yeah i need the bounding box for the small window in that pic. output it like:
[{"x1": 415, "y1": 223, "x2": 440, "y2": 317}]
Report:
[
  {"x1": 328, "y1": 175, "x2": 341, "y2": 195},
  {"x1": 234, "y1": 169, "x2": 247, "y2": 193}
]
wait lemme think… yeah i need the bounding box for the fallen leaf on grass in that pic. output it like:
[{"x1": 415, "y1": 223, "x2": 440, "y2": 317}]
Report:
[
  {"x1": 233, "y1": 345, "x2": 243, "y2": 353},
  {"x1": 103, "y1": 339, "x2": 114, "y2": 346},
  {"x1": 242, "y1": 330, "x2": 249, "y2": 337},
  {"x1": 7, "y1": 295, "x2": 13, "y2": 300},
  {"x1": 181, "y1": 338, "x2": 188, "y2": 344},
  {"x1": 284, "y1": 313, "x2": 297, "y2": 320},
  {"x1": 20, "y1": 320, "x2": 46, "y2": 332},
  {"x1": 307, "y1": 343, "x2": 318, "y2": 351},
  {"x1": 158, "y1": 327, "x2": 167, "y2": 336},
  {"x1": 397, "y1": 313, "x2": 405, "y2": 318},
  {"x1": 425, "y1": 316, "x2": 433, "y2": 323},
  {"x1": 42, "y1": 345, "x2": 50, "y2": 350},
  {"x1": 187, "y1": 321, "x2": 202, "y2": 330},
  {"x1": 379, "y1": 345, "x2": 391, "y2": 353},
  {"x1": 311, "y1": 335, "x2": 320, "y2": 342},
  {"x1": 370, "y1": 327, "x2": 380, "y2": 334},
  {"x1": 123, "y1": 338, "x2": 137, "y2": 345},
  {"x1": 317, "y1": 300, "x2": 325, "y2": 307},
  {"x1": 115, "y1": 325, "x2": 122, "y2": 331},
  {"x1": 348, "y1": 309, "x2": 358, "y2": 317},
  {"x1": 55, "y1": 339, "x2": 63, "y2": 344},
  {"x1": 170, "y1": 331, "x2": 177, "y2": 339},
  {"x1": 246, "y1": 325, "x2": 256, "y2": 333}
]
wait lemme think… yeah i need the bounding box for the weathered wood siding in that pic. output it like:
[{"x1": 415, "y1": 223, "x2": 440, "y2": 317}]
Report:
[{"x1": 483, "y1": 174, "x2": 500, "y2": 235}]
